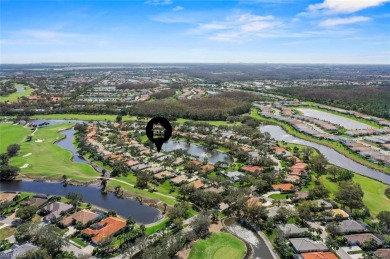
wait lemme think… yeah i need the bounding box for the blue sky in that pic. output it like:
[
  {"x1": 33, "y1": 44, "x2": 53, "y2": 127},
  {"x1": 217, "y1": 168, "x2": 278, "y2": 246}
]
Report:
[{"x1": 1, "y1": 0, "x2": 389, "y2": 64}]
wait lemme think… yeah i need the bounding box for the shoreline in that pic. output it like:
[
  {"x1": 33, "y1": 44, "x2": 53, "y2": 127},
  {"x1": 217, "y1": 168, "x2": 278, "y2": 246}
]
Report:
[{"x1": 253, "y1": 111, "x2": 390, "y2": 178}]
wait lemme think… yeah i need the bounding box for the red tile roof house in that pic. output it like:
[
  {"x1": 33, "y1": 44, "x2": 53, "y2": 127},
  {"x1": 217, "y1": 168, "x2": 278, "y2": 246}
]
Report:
[
  {"x1": 245, "y1": 196, "x2": 263, "y2": 208},
  {"x1": 272, "y1": 183, "x2": 295, "y2": 193},
  {"x1": 82, "y1": 217, "x2": 127, "y2": 245},
  {"x1": 241, "y1": 165, "x2": 263, "y2": 174},
  {"x1": 200, "y1": 164, "x2": 215, "y2": 174},
  {"x1": 60, "y1": 209, "x2": 100, "y2": 227}
]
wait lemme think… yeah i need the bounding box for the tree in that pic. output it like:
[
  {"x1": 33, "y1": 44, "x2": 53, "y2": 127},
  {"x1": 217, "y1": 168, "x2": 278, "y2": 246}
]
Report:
[
  {"x1": 362, "y1": 238, "x2": 379, "y2": 251},
  {"x1": 16, "y1": 205, "x2": 38, "y2": 220},
  {"x1": 136, "y1": 172, "x2": 151, "y2": 189},
  {"x1": 100, "y1": 178, "x2": 107, "y2": 192},
  {"x1": 0, "y1": 165, "x2": 20, "y2": 181},
  {"x1": 326, "y1": 222, "x2": 341, "y2": 237},
  {"x1": 273, "y1": 207, "x2": 292, "y2": 224},
  {"x1": 297, "y1": 201, "x2": 316, "y2": 223},
  {"x1": 311, "y1": 155, "x2": 328, "y2": 175},
  {"x1": 16, "y1": 248, "x2": 50, "y2": 259},
  {"x1": 327, "y1": 165, "x2": 340, "y2": 181},
  {"x1": 190, "y1": 213, "x2": 210, "y2": 238},
  {"x1": 116, "y1": 114, "x2": 123, "y2": 123},
  {"x1": 0, "y1": 153, "x2": 9, "y2": 166},
  {"x1": 309, "y1": 184, "x2": 329, "y2": 199},
  {"x1": 337, "y1": 170, "x2": 354, "y2": 182},
  {"x1": 335, "y1": 181, "x2": 364, "y2": 212},
  {"x1": 377, "y1": 211, "x2": 390, "y2": 233},
  {"x1": 7, "y1": 144, "x2": 21, "y2": 157}
]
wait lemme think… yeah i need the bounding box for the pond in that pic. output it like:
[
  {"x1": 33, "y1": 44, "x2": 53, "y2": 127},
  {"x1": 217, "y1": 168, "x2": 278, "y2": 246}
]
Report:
[
  {"x1": 297, "y1": 108, "x2": 371, "y2": 130},
  {"x1": 162, "y1": 140, "x2": 233, "y2": 164},
  {"x1": 16, "y1": 87, "x2": 25, "y2": 93},
  {"x1": 0, "y1": 181, "x2": 162, "y2": 224},
  {"x1": 260, "y1": 125, "x2": 390, "y2": 185},
  {"x1": 224, "y1": 218, "x2": 276, "y2": 259}
]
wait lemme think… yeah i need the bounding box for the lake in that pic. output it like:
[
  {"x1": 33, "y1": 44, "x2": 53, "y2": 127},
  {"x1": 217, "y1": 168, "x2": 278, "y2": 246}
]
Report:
[
  {"x1": 297, "y1": 108, "x2": 371, "y2": 130},
  {"x1": 162, "y1": 140, "x2": 234, "y2": 164},
  {"x1": 260, "y1": 125, "x2": 390, "y2": 184},
  {"x1": 0, "y1": 181, "x2": 162, "y2": 224}
]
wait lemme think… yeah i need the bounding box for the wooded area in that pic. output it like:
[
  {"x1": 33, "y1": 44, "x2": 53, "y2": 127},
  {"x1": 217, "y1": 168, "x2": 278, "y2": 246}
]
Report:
[{"x1": 276, "y1": 85, "x2": 390, "y2": 118}]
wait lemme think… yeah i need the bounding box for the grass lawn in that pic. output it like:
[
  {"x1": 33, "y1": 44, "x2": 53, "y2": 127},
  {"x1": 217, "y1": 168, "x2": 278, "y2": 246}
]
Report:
[
  {"x1": 269, "y1": 193, "x2": 290, "y2": 200},
  {"x1": 71, "y1": 237, "x2": 88, "y2": 247},
  {"x1": 251, "y1": 109, "x2": 390, "y2": 174},
  {"x1": 9, "y1": 123, "x2": 100, "y2": 180},
  {"x1": 0, "y1": 84, "x2": 34, "y2": 103},
  {"x1": 319, "y1": 174, "x2": 390, "y2": 216},
  {"x1": 30, "y1": 114, "x2": 136, "y2": 121},
  {"x1": 108, "y1": 177, "x2": 177, "y2": 205},
  {"x1": 146, "y1": 218, "x2": 170, "y2": 235},
  {"x1": 0, "y1": 227, "x2": 16, "y2": 240},
  {"x1": 188, "y1": 232, "x2": 246, "y2": 259},
  {"x1": 0, "y1": 123, "x2": 31, "y2": 153}
]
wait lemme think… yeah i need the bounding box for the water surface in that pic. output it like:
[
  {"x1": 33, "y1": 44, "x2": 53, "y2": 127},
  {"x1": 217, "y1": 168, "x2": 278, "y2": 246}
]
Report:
[
  {"x1": 0, "y1": 181, "x2": 162, "y2": 224},
  {"x1": 297, "y1": 108, "x2": 371, "y2": 130},
  {"x1": 260, "y1": 125, "x2": 390, "y2": 184},
  {"x1": 162, "y1": 140, "x2": 233, "y2": 164}
]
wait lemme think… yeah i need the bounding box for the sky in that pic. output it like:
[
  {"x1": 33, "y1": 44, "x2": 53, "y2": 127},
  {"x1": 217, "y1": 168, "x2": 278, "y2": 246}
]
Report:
[{"x1": 1, "y1": 0, "x2": 390, "y2": 64}]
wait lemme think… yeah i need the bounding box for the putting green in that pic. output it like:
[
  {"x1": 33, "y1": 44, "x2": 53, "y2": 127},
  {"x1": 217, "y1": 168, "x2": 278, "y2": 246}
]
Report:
[
  {"x1": 9, "y1": 123, "x2": 99, "y2": 180},
  {"x1": 189, "y1": 233, "x2": 246, "y2": 259},
  {"x1": 0, "y1": 123, "x2": 31, "y2": 153}
]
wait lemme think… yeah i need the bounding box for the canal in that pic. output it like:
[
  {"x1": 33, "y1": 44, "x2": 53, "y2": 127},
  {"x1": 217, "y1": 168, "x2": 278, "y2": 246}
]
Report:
[{"x1": 260, "y1": 125, "x2": 390, "y2": 184}]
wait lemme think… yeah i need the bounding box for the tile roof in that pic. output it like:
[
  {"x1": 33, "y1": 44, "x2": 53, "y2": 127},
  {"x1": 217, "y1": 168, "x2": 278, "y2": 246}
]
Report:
[
  {"x1": 246, "y1": 196, "x2": 262, "y2": 207},
  {"x1": 241, "y1": 165, "x2": 263, "y2": 173},
  {"x1": 187, "y1": 179, "x2": 205, "y2": 189},
  {"x1": 289, "y1": 238, "x2": 328, "y2": 253},
  {"x1": 338, "y1": 220, "x2": 367, "y2": 234},
  {"x1": 272, "y1": 183, "x2": 295, "y2": 191},
  {"x1": 43, "y1": 202, "x2": 73, "y2": 221},
  {"x1": 83, "y1": 217, "x2": 126, "y2": 244},
  {"x1": 0, "y1": 193, "x2": 18, "y2": 202},
  {"x1": 301, "y1": 252, "x2": 338, "y2": 259},
  {"x1": 61, "y1": 209, "x2": 100, "y2": 226},
  {"x1": 344, "y1": 233, "x2": 384, "y2": 246},
  {"x1": 375, "y1": 249, "x2": 390, "y2": 259}
]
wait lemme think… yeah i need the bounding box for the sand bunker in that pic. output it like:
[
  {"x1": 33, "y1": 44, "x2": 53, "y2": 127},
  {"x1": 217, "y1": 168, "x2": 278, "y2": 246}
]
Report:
[
  {"x1": 23, "y1": 153, "x2": 32, "y2": 157},
  {"x1": 20, "y1": 163, "x2": 29, "y2": 169},
  {"x1": 35, "y1": 139, "x2": 43, "y2": 142}
]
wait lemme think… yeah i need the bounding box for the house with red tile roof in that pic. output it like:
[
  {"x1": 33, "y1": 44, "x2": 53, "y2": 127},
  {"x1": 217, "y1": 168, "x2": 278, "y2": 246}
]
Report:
[
  {"x1": 187, "y1": 179, "x2": 205, "y2": 189},
  {"x1": 272, "y1": 183, "x2": 295, "y2": 192},
  {"x1": 245, "y1": 196, "x2": 262, "y2": 207},
  {"x1": 82, "y1": 217, "x2": 126, "y2": 245},
  {"x1": 191, "y1": 160, "x2": 202, "y2": 166},
  {"x1": 241, "y1": 165, "x2": 263, "y2": 174},
  {"x1": 200, "y1": 164, "x2": 215, "y2": 174},
  {"x1": 301, "y1": 252, "x2": 338, "y2": 259}
]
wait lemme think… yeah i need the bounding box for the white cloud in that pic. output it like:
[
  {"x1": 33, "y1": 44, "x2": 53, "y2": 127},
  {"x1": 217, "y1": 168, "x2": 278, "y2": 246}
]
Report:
[
  {"x1": 305, "y1": 0, "x2": 390, "y2": 15},
  {"x1": 319, "y1": 16, "x2": 371, "y2": 27},
  {"x1": 190, "y1": 13, "x2": 280, "y2": 42},
  {"x1": 172, "y1": 6, "x2": 184, "y2": 11},
  {"x1": 145, "y1": 0, "x2": 173, "y2": 6}
]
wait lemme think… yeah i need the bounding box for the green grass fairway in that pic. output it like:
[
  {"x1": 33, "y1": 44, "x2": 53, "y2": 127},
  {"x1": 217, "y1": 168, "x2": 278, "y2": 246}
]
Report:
[
  {"x1": 30, "y1": 114, "x2": 136, "y2": 121},
  {"x1": 0, "y1": 123, "x2": 31, "y2": 153},
  {"x1": 189, "y1": 233, "x2": 246, "y2": 259},
  {"x1": 0, "y1": 84, "x2": 34, "y2": 102},
  {"x1": 9, "y1": 123, "x2": 99, "y2": 180},
  {"x1": 319, "y1": 174, "x2": 390, "y2": 216}
]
